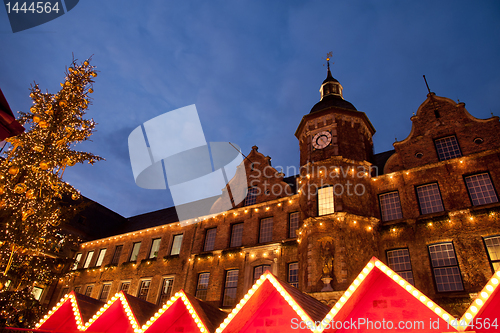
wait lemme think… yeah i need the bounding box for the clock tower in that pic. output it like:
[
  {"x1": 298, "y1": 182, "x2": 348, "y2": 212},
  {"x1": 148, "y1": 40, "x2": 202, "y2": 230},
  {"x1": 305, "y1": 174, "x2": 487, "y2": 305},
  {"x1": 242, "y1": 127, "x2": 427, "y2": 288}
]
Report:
[
  {"x1": 294, "y1": 61, "x2": 379, "y2": 293},
  {"x1": 295, "y1": 61, "x2": 375, "y2": 166}
]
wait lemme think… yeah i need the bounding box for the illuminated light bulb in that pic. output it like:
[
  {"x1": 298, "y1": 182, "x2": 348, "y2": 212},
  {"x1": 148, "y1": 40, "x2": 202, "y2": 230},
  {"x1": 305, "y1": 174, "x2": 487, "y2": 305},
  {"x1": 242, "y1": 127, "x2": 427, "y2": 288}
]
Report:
[
  {"x1": 496, "y1": 271, "x2": 500, "y2": 277},
  {"x1": 492, "y1": 277, "x2": 499, "y2": 284},
  {"x1": 367, "y1": 262, "x2": 374, "y2": 268},
  {"x1": 426, "y1": 301, "x2": 434, "y2": 308},
  {"x1": 399, "y1": 279, "x2": 405, "y2": 286},
  {"x1": 363, "y1": 268, "x2": 369, "y2": 274},
  {"x1": 380, "y1": 265, "x2": 387, "y2": 272},
  {"x1": 419, "y1": 296, "x2": 426, "y2": 302},
  {"x1": 470, "y1": 305, "x2": 478, "y2": 313},
  {"x1": 335, "y1": 303, "x2": 341, "y2": 309},
  {"x1": 442, "y1": 313, "x2": 449, "y2": 321},
  {"x1": 486, "y1": 285, "x2": 494, "y2": 292},
  {"x1": 353, "y1": 279, "x2": 360, "y2": 286},
  {"x1": 349, "y1": 286, "x2": 355, "y2": 291},
  {"x1": 368, "y1": 226, "x2": 372, "y2": 230},
  {"x1": 465, "y1": 313, "x2": 473, "y2": 320},
  {"x1": 339, "y1": 297, "x2": 346, "y2": 303},
  {"x1": 353, "y1": 221, "x2": 357, "y2": 224},
  {"x1": 475, "y1": 299, "x2": 483, "y2": 306},
  {"x1": 435, "y1": 308, "x2": 441, "y2": 314},
  {"x1": 481, "y1": 291, "x2": 489, "y2": 299},
  {"x1": 358, "y1": 273, "x2": 365, "y2": 280}
]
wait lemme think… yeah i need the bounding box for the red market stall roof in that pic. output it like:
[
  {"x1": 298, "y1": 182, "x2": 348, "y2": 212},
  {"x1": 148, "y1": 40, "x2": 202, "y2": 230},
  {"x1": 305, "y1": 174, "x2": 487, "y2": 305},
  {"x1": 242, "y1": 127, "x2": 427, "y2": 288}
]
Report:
[
  {"x1": 82, "y1": 291, "x2": 159, "y2": 333},
  {"x1": 36, "y1": 292, "x2": 104, "y2": 332},
  {"x1": 141, "y1": 290, "x2": 226, "y2": 333},
  {"x1": 214, "y1": 271, "x2": 330, "y2": 333},
  {"x1": 320, "y1": 257, "x2": 457, "y2": 333},
  {"x1": 31, "y1": 257, "x2": 500, "y2": 333}
]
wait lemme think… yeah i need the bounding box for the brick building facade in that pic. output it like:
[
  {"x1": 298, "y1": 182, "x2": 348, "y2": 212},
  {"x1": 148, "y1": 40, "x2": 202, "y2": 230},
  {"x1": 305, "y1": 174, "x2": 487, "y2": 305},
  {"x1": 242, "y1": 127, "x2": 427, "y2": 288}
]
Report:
[{"x1": 48, "y1": 66, "x2": 500, "y2": 317}]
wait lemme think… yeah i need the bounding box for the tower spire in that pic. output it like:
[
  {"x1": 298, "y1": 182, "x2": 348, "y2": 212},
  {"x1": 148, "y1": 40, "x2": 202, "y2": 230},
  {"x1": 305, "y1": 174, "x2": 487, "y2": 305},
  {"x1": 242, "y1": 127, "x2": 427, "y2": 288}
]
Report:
[{"x1": 320, "y1": 52, "x2": 342, "y2": 100}]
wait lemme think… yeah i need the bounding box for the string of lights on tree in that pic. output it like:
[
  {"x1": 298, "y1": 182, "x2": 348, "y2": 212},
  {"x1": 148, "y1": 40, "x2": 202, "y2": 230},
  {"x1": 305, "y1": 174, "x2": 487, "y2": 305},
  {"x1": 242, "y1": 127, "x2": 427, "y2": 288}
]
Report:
[{"x1": 0, "y1": 57, "x2": 102, "y2": 327}]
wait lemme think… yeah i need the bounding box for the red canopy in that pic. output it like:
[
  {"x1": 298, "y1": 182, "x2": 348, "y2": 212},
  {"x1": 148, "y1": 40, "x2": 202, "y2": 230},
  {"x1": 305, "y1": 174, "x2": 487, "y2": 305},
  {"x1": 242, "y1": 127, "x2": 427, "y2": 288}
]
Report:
[{"x1": 0, "y1": 88, "x2": 25, "y2": 141}]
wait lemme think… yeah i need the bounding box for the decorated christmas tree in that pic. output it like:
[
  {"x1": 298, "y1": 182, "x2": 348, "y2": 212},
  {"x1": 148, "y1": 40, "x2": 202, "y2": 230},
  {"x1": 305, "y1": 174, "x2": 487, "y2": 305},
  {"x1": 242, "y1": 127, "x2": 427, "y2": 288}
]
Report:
[{"x1": 0, "y1": 58, "x2": 102, "y2": 327}]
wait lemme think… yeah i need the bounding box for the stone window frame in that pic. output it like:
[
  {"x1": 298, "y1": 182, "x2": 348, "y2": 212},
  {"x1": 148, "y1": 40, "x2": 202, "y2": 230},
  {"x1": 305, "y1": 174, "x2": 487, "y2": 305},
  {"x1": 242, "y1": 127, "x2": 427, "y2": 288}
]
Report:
[
  {"x1": 203, "y1": 228, "x2": 217, "y2": 252},
  {"x1": 483, "y1": 235, "x2": 500, "y2": 273},
  {"x1": 195, "y1": 272, "x2": 210, "y2": 301},
  {"x1": 253, "y1": 264, "x2": 271, "y2": 284},
  {"x1": 99, "y1": 282, "x2": 112, "y2": 302},
  {"x1": 415, "y1": 182, "x2": 445, "y2": 215},
  {"x1": 288, "y1": 212, "x2": 300, "y2": 238},
  {"x1": 318, "y1": 186, "x2": 335, "y2": 216},
  {"x1": 73, "y1": 286, "x2": 81, "y2": 293},
  {"x1": 169, "y1": 233, "x2": 184, "y2": 256},
  {"x1": 427, "y1": 242, "x2": 464, "y2": 293},
  {"x1": 463, "y1": 172, "x2": 499, "y2": 206},
  {"x1": 137, "y1": 278, "x2": 152, "y2": 301},
  {"x1": 119, "y1": 280, "x2": 131, "y2": 294},
  {"x1": 148, "y1": 238, "x2": 162, "y2": 259},
  {"x1": 110, "y1": 245, "x2": 124, "y2": 265},
  {"x1": 378, "y1": 191, "x2": 404, "y2": 222},
  {"x1": 258, "y1": 217, "x2": 274, "y2": 244},
  {"x1": 386, "y1": 248, "x2": 415, "y2": 286},
  {"x1": 157, "y1": 276, "x2": 174, "y2": 305},
  {"x1": 95, "y1": 248, "x2": 107, "y2": 267},
  {"x1": 84, "y1": 285, "x2": 94, "y2": 297},
  {"x1": 434, "y1": 135, "x2": 462, "y2": 161},
  {"x1": 229, "y1": 223, "x2": 244, "y2": 248},
  {"x1": 71, "y1": 253, "x2": 82, "y2": 270},
  {"x1": 221, "y1": 269, "x2": 239, "y2": 308},
  {"x1": 129, "y1": 242, "x2": 142, "y2": 262},
  {"x1": 59, "y1": 287, "x2": 69, "y2": 299},
  {"x1": 287, "y1": 262, "x2": 299, "y2": 288},
  {"x1": 83, "y1": 250, "x2": 94, "y2": 269}
]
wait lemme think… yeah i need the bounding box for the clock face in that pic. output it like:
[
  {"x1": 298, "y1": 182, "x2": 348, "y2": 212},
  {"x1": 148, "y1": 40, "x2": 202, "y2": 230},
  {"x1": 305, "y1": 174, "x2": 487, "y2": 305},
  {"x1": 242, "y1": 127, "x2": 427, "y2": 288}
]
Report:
[{"x1": 312, "y1": 131, "x2": 332, "y2": 149}]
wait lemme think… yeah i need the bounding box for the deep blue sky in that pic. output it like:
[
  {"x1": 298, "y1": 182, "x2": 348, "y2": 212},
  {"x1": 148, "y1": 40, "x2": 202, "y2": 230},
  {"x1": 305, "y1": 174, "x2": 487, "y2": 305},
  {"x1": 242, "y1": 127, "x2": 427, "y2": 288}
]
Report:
[{"x1": 1, "y1": 1, "x2": 500, "y2": 217}]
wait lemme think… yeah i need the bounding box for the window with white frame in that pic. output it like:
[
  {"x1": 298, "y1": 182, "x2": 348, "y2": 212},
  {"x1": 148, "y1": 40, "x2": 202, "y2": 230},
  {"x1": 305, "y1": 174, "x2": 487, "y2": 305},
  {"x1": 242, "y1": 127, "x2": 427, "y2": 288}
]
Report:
[
  {"x1": 379, "y1": 191, "x2": 403, "y2": 221},
  {"x1": 428, "y1": 243, "x2": 464, "y2": 292},
  {"x1": 484, "y1": 236, "x2": 500, "y2": 271},
  {"x1": 416, "y1": 183, "x2": 444, "y2": 215},
  {"x1": 204, "y1": 228, "x2": 217, "y2": 252},
  {"x1": 259, "y1": 217, "x2": 273, "y2": 243},
  {"x1": 230, "y1": 223, "x2": 244, "y2": 247},
  {"x1": 99, "y1": 283, "x2": 111, "y2": 302},
  {"x1": 137, "y1": 280, "x2": 151, "y2": 301},
  {"x1": 289, "y1": 212, "x2": 300, "y2": 238},
  {"x1": 288, "y1": 262, "x2": 299, "y2": 288},
  {"x1": 434, "y1": 135, "x2": 462, "y2": 161},
  {"x1": 129, "y1": 242, "x2": 141, "y2": 261},
  {"x1": 60, "y1": 287, "x2": 69, "y2": 298},
  {"x1": 120, "y1": 281, "x2": 130, "y2": 294},
  {"x1": 32, "y1": 286, "x2": 43, "y2": 301},
  {"x1": 318, "y1": 187, "x2": 334, "y2": 216},
  {"x1": 149, "y1": 238, "x2": 161, "y2": 259},
  {"x1": 158, "y1": 277, "x2": 174, "y2": 305},
  {"x1": 83, "y1": 250, "x2": 94, "y2": 268},
  {"x1": 253, "y1": 265, "x2": 271, "y2": 283},
  {"x1": 72, "y1": 253, "x2": 82, "y2": 270},
  {"x1": 84, "y1": 285, "x2": 93, "y2": 297},
  {"x1": 465, "y1": 173, "x2": 498, "y2": 206},
  {"x1": 244, "y1": 187, "x2": 258, "y2": 206},
  {"x1": 195, "y1": 273, "x2": 210, "y2": 301},
  {"x1": 222, "y1": 270, "x2": 239, "y2": 307},
  {"x1": 170, "y1": 234, "x2": 183, "y2": 255},
  {"x1": 95, "y1": 249, "x2": 107, "y2": 267},
  {"x1": 386, "y1": 249, "x2": 415, "y2": 286}
]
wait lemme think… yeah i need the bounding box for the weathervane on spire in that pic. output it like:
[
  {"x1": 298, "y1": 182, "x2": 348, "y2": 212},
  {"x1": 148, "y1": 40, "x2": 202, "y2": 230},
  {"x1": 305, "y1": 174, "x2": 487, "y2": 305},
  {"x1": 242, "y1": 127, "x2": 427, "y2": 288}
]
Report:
[{"x1": 324, "y1": 52, "x2": 333, "y2": 70}]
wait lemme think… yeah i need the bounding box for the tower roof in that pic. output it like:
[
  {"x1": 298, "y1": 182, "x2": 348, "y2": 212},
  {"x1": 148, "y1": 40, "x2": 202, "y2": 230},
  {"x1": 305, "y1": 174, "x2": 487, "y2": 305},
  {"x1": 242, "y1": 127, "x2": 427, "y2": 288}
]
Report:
[
  {"x1": 322, "y1": 64, "x2": 339, "y2": 84},
  {"x1": 310, "y1": 94, "x2": 357, "y2": 113}
]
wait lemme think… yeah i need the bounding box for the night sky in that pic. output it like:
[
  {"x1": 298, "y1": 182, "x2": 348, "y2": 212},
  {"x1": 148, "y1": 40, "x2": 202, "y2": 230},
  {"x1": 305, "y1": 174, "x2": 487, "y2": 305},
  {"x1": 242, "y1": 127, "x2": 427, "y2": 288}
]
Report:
[{"x1": 1, "y1": 1, "x2": 499, "y2": 218}]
